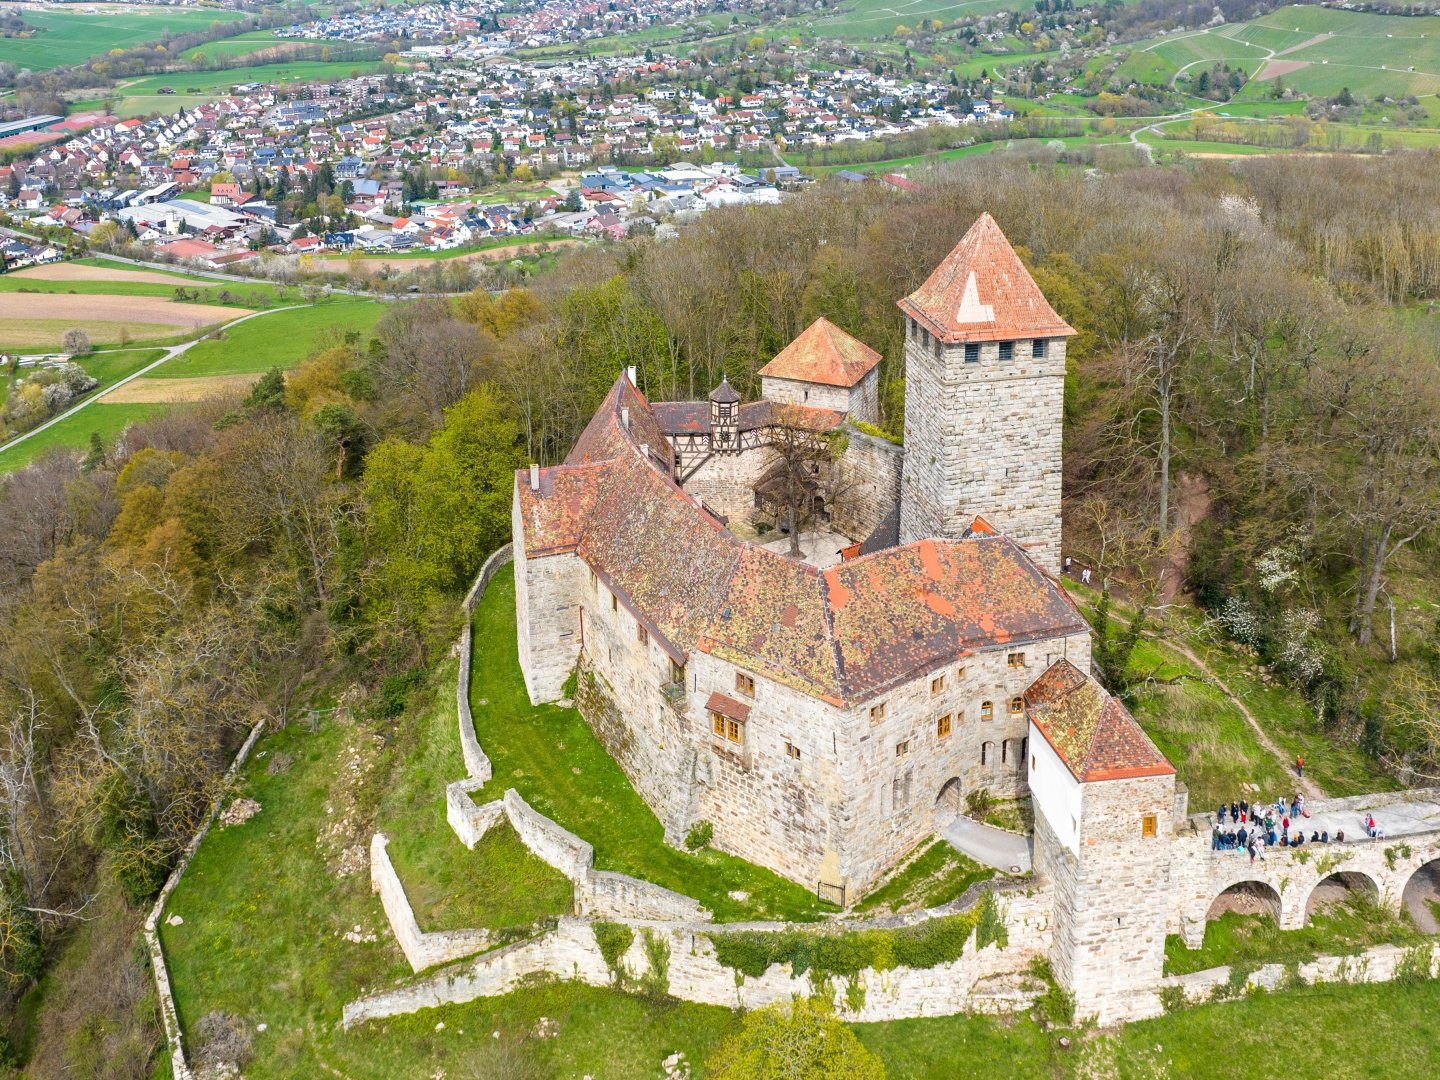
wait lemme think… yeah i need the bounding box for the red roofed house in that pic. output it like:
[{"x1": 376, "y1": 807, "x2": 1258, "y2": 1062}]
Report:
[{"x1": 506, "y1": 215, "x2": 1185, "y2": 1024}]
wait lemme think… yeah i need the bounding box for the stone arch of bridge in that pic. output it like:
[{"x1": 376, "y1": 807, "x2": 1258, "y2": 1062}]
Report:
[
  {"x1": 1400, "y1": 856, "x2": 1440, "y2": 933},
  {"x1": 1302, "y1": 870, "x2": 1381, "y2": 924},
  {"x1": 1205, "y1": 877, "x2": 1283, "y2": 926}
]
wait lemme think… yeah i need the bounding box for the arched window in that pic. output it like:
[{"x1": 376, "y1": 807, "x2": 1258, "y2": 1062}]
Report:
[
  {"x1": 981, "y1": 741, "x2": 993, "y2": 766},
  {"x1": 980, "y1": 700, "x2": 993, "y2": 722},
  {"x1": 1001, "y1": 739, "x2": 1009, "y2": 763},
  {"x1": 1009, "y1": 696, "x2": 1024, "y2": 716}
]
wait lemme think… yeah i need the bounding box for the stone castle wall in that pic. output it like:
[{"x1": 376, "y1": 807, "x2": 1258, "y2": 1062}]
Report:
[
  {"x1": 832, "y1": 423, "x2": 903, "y2": 543},
  {"x1": 761, "y1": 374, "x2": 854, "y2": 415},
  {"x1": 899, "y1": 330, "x2": 1065, "y2": 574},
  {"x1": 371, "y1": 833, "x2": 492, "y2": 972},
  {"x1": 512, "y1": 484, "x2": 583, "y2": 704},
  {"x1": 681, "y1": 445, "x2": 770, "y2": 520},
  {"x1": 346, "y1": 886, "x2": 1052, "y2": 1030}
]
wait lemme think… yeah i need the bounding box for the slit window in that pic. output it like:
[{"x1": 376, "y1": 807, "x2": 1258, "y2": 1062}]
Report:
[
  {"x1": 711, "y1": 711, "x2": 744, "y2": 745},
  {"x1": 611, "y1": 592, "x2": 618, "y2": 613},
  {"x1": 981, "y1": 700, "x2": 993, "y2": 722},
  {"x1": 937, "y1": 714, "x2": 952, "y2": 739},
  {"x1": 637, "y1": 624, "x2": 649, "y2": 647},
  {"x1": 981, "y1": 741, "x2": 992, "y2": 765}
]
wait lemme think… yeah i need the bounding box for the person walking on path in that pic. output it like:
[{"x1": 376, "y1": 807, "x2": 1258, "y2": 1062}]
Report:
[
  {"x1": 1081, "y1": 566, "x2": 1092, "y2": 585},
  {"x1": 1296, "y1": 754, "x2": 1304, "y2": 779}
]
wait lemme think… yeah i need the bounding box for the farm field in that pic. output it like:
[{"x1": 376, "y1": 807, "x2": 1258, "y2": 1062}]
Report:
[
  {"x1": 109, "y1": 58, "x2": 390, "y2": 116},
  {"x1": 0, "y1": 294, "x2": 246, "y2": 350},
  {"x1": 0, "y1": 7, "x2": 245, "y2": 70},
  {"x1": 153, "y1": 301, "x2": 387, "y2": 378}
]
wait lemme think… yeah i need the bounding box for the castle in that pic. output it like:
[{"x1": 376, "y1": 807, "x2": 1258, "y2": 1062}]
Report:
[{"x1": 511, "y1": 214, "x2": 1182, "y2": 1018}]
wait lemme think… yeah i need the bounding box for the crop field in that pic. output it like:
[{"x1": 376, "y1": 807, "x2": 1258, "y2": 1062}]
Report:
[
  {"x1": 180, "y1": 30, "x2": 288, "y2": 62},
  {"x1": 106, "y1": 58, "x2": 389, "y2": 116},
  {"x1": 0, "y1": 294, "x2": 247, "y2": 350},
  {"x1": 0, "y1": 8, "x2": 245, "y2": 71}
]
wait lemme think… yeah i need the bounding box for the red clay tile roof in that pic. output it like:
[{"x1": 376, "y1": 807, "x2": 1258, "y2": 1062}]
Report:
[
  {"x1": 897, "y1": 213, "x2": 1076, "y2": 345},
  {"x1": 1025, "y1": 659, "x2": 1175, "y2": 783},
  {"x1": 650, "y1": 399, "x2": 844, "y2": 437},
  {"x1": 705, "y1": 692, "x2": 751, "y2": 722},
  {"x1": 758, "y1": 317, "x2": 882, "y2": 388},
  {"x1": 520, "y1": 377, "x2": 1086, "y2": 706}
]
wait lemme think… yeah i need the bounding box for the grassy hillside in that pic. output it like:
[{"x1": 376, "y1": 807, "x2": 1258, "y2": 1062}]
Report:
[
  {"x1": 0, "y1": 8, "x2": 245, "y2": 70},
  {"x1": 154, "y1": 301, "x2": 387, "y2": 379}
]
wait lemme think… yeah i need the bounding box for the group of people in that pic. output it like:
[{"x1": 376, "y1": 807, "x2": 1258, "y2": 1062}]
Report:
[
  {"x1": 1210, "y1": 795, "x2": 1388, "y2": 862},
  {"x1": 1211, "y1": 794, "x2": 1340, "y2": 863},
  {"x1": 1060, "y1": 555, "x2": 1092, "y2": 586}
]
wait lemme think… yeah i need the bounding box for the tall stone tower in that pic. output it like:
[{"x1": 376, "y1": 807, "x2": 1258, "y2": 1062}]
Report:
[
  {"x1": 897, "y1": 213, "x2": 1075, "y2": 574},
  {"x1": 1025, "y1": 660, "x2": 1178, "y2": 1023}
]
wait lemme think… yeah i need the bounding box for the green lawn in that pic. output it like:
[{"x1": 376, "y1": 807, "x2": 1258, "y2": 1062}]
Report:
[
  {"x1": 376, "y1": 656, "x2": 573, "y2": 934},
  {"x1": 153, "y1": 301, "x2": 387, "y2": 379},
  {"x1": 857, "y1": 977, "x2": 1440, "y2": 1078},
  {"x1": 0, "y1": 272, "x2": 296, "y2": 308},
  {"x1": 853, "y1": 840, "x2": 994, "y2": 915},
  {"x1": 0, "y1": 402, "x2": 171, "y2": 475},
  {"x1": 0, "y1": 8, "x2": 244, "y2": 70},
  {"x1": 471, "y1": 568, "x2": 836, "y2": 923},
  {"x1": 119, "y1": 58, "x2": 389, "y2": 98}
]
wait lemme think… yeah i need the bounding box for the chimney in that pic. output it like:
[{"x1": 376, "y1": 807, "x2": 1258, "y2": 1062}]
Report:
[
  {"x1": 529, "y1": 463, "x2": 540, "y2": 491},
  {"x1": 626, "y1": 365, "x2": 637, "y2": 386},
  {"x1": 640, "y1": 442, "x2": 650, "y2": 461},
  {"x1": 621, "y1": 407, "x2": 630, "y2": 430}
]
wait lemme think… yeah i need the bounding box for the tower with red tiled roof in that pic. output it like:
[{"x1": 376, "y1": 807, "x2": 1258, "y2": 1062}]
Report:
[
  {"x1": 1025, "y1": 659, "x2": 1179, "y2": 1022},
  {"x1": 757, "y1": 317, "x2": 882, "y2": 423},
  {"x1": 897, "y1": 213, "x2": 1075, "y2": 573}
]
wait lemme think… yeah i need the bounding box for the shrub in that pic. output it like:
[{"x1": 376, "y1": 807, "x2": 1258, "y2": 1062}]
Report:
[
  {"x1": 974, "y1": 891, "x2": 1007, "y2": 951},
  {"x1": 592, "y1": 921, "x2": 634, "y2": 984},
  {"x1": 194, "y1": 1011, "x2": 253, "y2": 1069},
  {"x1": 706, "y1": 998, "x2": 885, "y2": 1080},
  {"x1": 1158, "y1": 984, "x2": 1186, "y2": 1014},
  {"x1": 638, "y1": 927, "x2": 670, "y2": 999},
  {"x1": 684, "y1": 819, "x2": 714, "y2": 850},
  {"x1": 964, "y1": 788, "x2": 994, "y2": 820}
]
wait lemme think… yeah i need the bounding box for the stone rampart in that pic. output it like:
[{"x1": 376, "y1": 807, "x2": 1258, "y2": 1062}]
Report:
[
  {"x1": 371, "y1": 833, "x2": 492, "y2": 972},
  {"x1": 456, "y1": 542, "x2": 512, "y2": 780},
  {"x1": 147, "y1": 719, "x2": 267, "y2": 1080},
  {"x1": 346, "y1": 884, "x2": 1048, "y2": 1029},
  {"x1": 833, "y1": 422, "x2": 903, "y2": 543},
  {"x1": 446, "y1": 778, "x2": 502, "y2": 848},
  {"x1": 1160, "y1": 941, "x2": 1440, "y2": 1010}
]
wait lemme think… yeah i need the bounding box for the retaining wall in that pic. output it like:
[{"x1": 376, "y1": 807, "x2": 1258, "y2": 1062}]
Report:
[
  {"x1": 371, "y1": 833, "x2": 492, "y2": 972},
  {"x1": 346, "y1": 888, "x2": 1049, "y2": 1029},
  {"x1": 146, "y1": 719, "x2": 267, "y2": 1080}
]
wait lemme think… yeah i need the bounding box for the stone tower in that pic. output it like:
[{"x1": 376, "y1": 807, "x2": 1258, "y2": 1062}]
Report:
[
  {"x1": 1025, "y1": 660, "x2": 1178, "y2": 1023},
  {"x1": 897, "y1": 214, "x2": 1075, "y2": 574}
]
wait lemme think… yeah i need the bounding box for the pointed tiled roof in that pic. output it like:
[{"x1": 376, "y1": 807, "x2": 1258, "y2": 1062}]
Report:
[
  {"x1": 757, "y1": 317, "x2": 882, "y2": 388},
  {"x1": 1024, "y1": 659, "x2": 1175, "y2": 783},
  {"x1": 709, "y1": 376, "x2": 741, "y2": 404},
  {"x1": 897, "y1": 213, "x2": 1076, "y2": 345}
]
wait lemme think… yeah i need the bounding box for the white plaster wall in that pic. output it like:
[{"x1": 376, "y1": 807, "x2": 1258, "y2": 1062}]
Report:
[{"x1": 1028, "y1": 719, "x2": 1082, "y2": 858}]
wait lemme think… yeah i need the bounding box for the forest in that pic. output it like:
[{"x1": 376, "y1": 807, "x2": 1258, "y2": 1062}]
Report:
[{"x1": 2, "y1": 151, "x2": 1440, "y2": 1071}]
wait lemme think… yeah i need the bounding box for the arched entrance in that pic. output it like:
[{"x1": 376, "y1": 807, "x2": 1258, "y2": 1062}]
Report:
[
  {"x1": 1304, "y1": 871, "x2": 1380, "y2": 924},
  {"x1": 1206, "y1": 880, "x2": 1281, "y2": 924},
  {"x1": 935, "y1": 777, "x2": 962, "y2": 824},
  {"x1": 1401, "y1": 858, "x2": 1440, "y2": 933}
]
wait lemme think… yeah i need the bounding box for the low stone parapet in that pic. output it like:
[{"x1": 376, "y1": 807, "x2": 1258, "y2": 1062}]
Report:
[
  {"x1": 371, "y1": 833, "x2": 492, "y2": 973},
  {"x1": 1160, "y1": 940, "x2": 1440, "y2": 1007},
  {"x1": 582, "y1": 870, "x2": 707, "y2": 922},
  {"x1": 445, "y1": 779, "x2": 504, "y2": 849}
]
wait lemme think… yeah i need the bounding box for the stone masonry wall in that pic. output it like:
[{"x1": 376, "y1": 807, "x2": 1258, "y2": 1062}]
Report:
[
  {"x1": 512, "y1": 484, "x2": 582, "y2": 705},
  {"x1": 1045, "y1": 771, "x2": 1176, "y2": 1024},
  {"x1": 682, "y1": 444, "x2": 770, "y2": 520},
  {"x1": 760, "y1": 375, "x2": 853, "y2": 415},
  {"x1": 900, "y1": 330, "x2": 1065, "y2": 574},
  {"x1": 346, "y1": 886, "x2": 1051, "y2": 1029},
  {"x1": 371, "y1": 833, "x2": 491, "y2": 972},
  {"x1": 832, "y1": 423, "x2": 903, "y2": 543}
]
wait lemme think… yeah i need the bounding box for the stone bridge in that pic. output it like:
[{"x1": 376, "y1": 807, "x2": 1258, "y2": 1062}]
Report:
[{"x1": 1171, "y1": 788, "x2": 1440, "y2": 947}]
